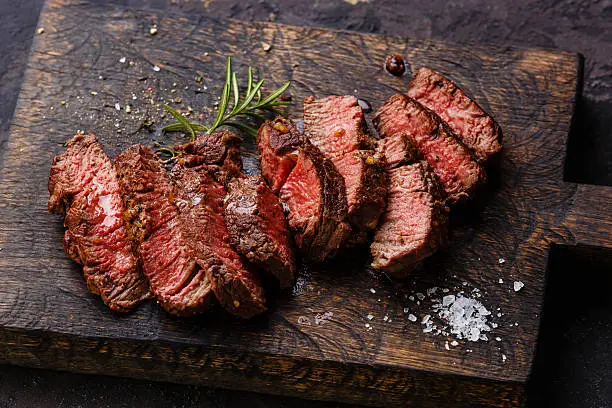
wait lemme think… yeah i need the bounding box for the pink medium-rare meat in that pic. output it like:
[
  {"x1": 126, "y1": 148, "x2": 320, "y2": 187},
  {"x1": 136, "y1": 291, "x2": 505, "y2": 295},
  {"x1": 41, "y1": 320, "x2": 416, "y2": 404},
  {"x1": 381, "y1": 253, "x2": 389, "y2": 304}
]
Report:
[
  {"x1": 114, "y1": 145, "x2": 216, "y2": 316},
  {"x1": 371, "y1": 161, "x2": 448, "y2": 276},
  {"x1": 48, "y1": 133, "x2": 151, "y2": 312},
  {"x1": 303, "y1": 95, "x2": 375, "y2": 158},
  {"x1": 257, "y1": 117, "x2": 304, "y2": 193},
  {"x1": 373, "y1": 94, "x2": 486, "y2": 204},
  {"x1": 225, "y1": 176, "x2": 296, "y2": 289},
  {"x1": 408, "y1": 67, "x2": 502, "y2": 162},
  {"x1": 115, "y1": 145, "x2": 266, "y2": 318},
  {"x1": 170, "y1": 165, "x2": 267, "y2": 318},
  {"x1": 279, "y1": 142, "x2": 352, "y2": 262},
  {"x1": 304, "y1": 95, "x2": 386, "y2": 234}
]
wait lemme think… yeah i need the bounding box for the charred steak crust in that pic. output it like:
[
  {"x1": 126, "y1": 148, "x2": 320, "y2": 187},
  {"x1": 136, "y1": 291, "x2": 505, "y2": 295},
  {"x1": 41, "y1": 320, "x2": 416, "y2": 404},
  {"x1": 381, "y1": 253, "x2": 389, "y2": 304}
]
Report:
[
  {"x1": 170, "y1": 165, "x2": 267, "y2": 319},
  {"x1": 280, "y1": 142, "x2": 352, "y2": 262},
  {"x1": 373, "y1": 94, "x2": 486, "y2": 204},
  {"x1": 371, "y1": 161, "x2": 449, "y2": 277},
  {"x1": 48, "y1": 133, "x2": 151, "y2": 312},
  {"x1": 256, "y1": 117, "x2": 304, "y2": 193},
  {"x1": 408, "y1": 67, "x2": 502, "y2": 162},
  {"x1": 114, "y1": 145, "x2": 216, "y2": 316},
  {"x1": 303, "y1": 95, "x2": 386, "y2": 236},
  {"x1": 225, "y1": 177, "x2": 296, "y2": 289},
  {"x1": 175, "y1": 131, "x2": 243, "y2": 184}
]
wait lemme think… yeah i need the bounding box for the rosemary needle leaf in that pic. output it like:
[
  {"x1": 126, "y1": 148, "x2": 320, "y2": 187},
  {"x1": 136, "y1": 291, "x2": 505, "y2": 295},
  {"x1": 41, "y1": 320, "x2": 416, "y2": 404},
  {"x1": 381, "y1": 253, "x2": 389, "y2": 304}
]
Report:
[
  {"x1": 257, "y1": 81, "x2": 291, "y2": 107},
  {"x1": 163, "y1": 104, "x2": 195, "y2": 141},
  {"x1": 162, "y1": 122, "x2": 207, "y2": 132},
  {"x1": 237, "y1": 79, "x2": 264, "y2": 112},
  {"x1": 247, "y1": 67, "x2": 253, "y2": 95},
  {"x1": 231, "y1": 72, "x2": 240, "y2": 113}
]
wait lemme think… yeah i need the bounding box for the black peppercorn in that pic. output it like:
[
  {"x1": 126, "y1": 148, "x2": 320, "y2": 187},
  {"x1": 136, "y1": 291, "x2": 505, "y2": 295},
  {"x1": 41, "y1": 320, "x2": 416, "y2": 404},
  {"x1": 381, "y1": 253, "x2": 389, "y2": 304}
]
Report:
[{"x1": 385, "y1": 54, "x2": 406, "y2": 77}]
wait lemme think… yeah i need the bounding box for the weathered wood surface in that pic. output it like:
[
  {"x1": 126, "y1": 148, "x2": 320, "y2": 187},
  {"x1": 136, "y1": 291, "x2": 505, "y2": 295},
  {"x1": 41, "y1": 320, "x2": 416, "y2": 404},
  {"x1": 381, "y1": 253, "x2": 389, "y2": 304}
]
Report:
[{"x1": 0, "y1": 0, "x2": 601, "y2": 406}]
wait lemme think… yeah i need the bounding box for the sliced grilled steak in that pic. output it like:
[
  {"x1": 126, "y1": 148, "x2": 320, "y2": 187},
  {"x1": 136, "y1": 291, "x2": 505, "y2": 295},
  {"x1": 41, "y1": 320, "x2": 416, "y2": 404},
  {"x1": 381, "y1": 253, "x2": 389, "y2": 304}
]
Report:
[
  {"x1": 170, "y1": 165, "x2": 267, "y2": 318},
  {"x1": 115, "y1": 146, "x2": 266, "y2": 318},
  {"x1": 377, "y1": 133, "x2": 419, "y2": 169},
  {"x1": 304, "y1": 95, "x2": 386, "y2": 235},
  {"x1": 408, "y1": 67, "x2": 502, "y2": 162},
  {"x1": 225, "y1": 176, "x2": 296, "y2": 289},
  {"x1": 279, "y1": 142, "x2": 352, "y2": 262},
  {"x1": 48, "y1": 133, "x2": 151, "y2": 312},
  {"x1": 371, "y1": 161, "x2": 448, "y2": 277},
  {"x1": 257, "y1": 117, "x2": 304, "y2": 193},
  {"x1": 175, "y1": 131, "x2": 243, "y2": 184},
  {"x1": 373, "y1": 94, "x2": 486, "y2": 204},
  {"x1": 115, "y1": 145, "x2": 216, "y2": 316}
]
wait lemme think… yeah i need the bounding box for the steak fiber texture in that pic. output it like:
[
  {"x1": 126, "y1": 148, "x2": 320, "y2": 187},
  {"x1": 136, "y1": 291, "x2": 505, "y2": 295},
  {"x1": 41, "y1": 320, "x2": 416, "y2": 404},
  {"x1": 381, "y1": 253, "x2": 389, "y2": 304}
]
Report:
[
  {"x1": 115, "y1": 145, "x2": 266, "y2": 318},
  {"x1": 408, "y1": 67, "x2": 502, "y2": 162},
  {"x1": 304, "y1": 95, "x2": 386, "y2": 236},
  {"x1": 48, "y1": 133, "x2": 151, "y2": 312},
  {"x1": 373, "y1": 94, "x2": 486, "y2": 204},
  {"x1": 225, "y1": 176, "x2": 296, "y2": 289}
]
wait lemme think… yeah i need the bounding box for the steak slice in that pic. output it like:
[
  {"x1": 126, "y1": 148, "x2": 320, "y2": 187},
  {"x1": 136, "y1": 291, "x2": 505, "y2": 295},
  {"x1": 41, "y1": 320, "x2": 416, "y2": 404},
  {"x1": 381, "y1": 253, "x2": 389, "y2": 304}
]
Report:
[
  {"x1": 225, "y1": 176, "x2": 296, "y2": 289},
  {"x1": 170, "y1": 165, "x2": 267, "y2": 318},
  {"x1": 408, "y1": 67, "x2": 502, "y2": 162},
  {"x1": 377, "y1": 133, "x2": 419, "y2": 169},
  {"x1": 371, "y1": 161, "x2": 448, "y2": 277},
  {"x1": 304, "y1": 95, "x2": 386, "y2": 235},
  {"x1": 257, "y1": 117, "x2": 304, "y2": 193},
  {"x1": 115, "y1": 145, "x2": 216, "y2": 316},
  {"x1": 175, "y1": 131, "x2": 243, "y2": 184},
  {"x1": 373, "y1": 94, "x2": 486, "y2": 204},
  {"x1": 48, "y1": 133, "x2": 151, "y2": 312},
  {"x1": 279, "y1": 143, "x2": 352, "y2": 262}
]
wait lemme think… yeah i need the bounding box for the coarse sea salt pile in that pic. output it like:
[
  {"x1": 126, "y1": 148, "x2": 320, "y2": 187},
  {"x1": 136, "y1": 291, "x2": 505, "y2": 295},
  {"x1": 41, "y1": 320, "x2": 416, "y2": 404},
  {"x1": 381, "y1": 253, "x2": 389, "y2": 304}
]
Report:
[{"x1": 416, "y1": 289, "x2": 496, "y2": 343}]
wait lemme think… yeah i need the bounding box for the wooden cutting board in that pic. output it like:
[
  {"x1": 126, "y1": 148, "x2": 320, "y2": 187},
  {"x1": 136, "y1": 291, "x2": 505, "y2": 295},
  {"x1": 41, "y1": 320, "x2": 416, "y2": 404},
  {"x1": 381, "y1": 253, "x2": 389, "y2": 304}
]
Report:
[{"x1": 0, "y1": 0, "x2": 609, "y2": 406}]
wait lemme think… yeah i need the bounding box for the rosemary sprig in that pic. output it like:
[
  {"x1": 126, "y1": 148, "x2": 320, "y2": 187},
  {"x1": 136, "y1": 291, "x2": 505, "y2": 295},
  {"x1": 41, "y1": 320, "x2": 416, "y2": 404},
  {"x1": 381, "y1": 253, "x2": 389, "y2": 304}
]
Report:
[
  {"x1": 155, "y1": 147, "x2": 179, "y2": 164},
  {"x1": 162, "y1": 57, "x2": 291, "y2": 139}
]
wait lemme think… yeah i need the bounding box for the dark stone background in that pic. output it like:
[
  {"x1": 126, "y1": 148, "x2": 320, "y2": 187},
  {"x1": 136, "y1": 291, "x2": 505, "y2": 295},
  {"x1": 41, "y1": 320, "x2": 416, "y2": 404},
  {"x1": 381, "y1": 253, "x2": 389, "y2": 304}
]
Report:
[{"x1": 0, "y1": 1, "x2": 611, "y2": 407}]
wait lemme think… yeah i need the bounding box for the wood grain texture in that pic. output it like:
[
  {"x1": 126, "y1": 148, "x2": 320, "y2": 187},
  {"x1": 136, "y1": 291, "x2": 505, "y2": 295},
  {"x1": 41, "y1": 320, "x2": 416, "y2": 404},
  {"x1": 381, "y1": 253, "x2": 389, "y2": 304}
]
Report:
[
  {"x1": 0, "y1": 0, "x2": 595, "y2": 406},
  {"x1": 564, "y1": 185, "x2": 612, "y2": 250}
]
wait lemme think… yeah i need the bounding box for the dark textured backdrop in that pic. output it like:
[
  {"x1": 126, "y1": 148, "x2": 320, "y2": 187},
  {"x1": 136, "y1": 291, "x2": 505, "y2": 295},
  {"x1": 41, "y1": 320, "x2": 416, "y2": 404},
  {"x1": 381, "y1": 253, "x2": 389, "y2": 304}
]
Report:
[{"x1": 0, "y1": 1, "x2": 611, "y2": 407}]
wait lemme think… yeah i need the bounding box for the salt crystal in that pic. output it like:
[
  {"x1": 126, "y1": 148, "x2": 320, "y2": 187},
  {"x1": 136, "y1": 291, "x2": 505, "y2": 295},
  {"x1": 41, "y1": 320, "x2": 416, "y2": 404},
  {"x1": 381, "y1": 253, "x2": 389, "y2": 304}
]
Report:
[
  {"x1": 115, "y1": 103, "x2": 120, "y2": 111},
  {"x1": 442, "y1": 295, "x2": 455, "y2": 307},
  {"x1": 403, "y1": 307, "x2": 409, "y2": 314},
  {"x1": 445, "y1": 341, "x2": 450, "y2": 350},
  {"x1": 497, "y1": 313, "x2": 502, "y2": 317},
  {"x1": 427, "y1": 287, "x2": 438, "y2": 296},
  {"x1": 153, "y1": 65, "x2": 161, "y2": 72},
  {"x1": 409, "y1": 296, "x2": 415, "y2": 301},
  {"x1": 365, "y1": 323, "x2": 370, "y2": 328},
  {"x1": 442, "y1": 288, "x2": 449, "y2": 293},
  {"x1": 408, "y1": 314, "x2": 417, "y2": 322},
  {"x1": 495, "y1": 337, "x2": 502, "y2": 341},
  {"x1": 422, "y1": 315, "x2": 431, "y2": 324},
  {"x1": 502, "y1": 354, "x2": 507, "y2": 362},
  {"x1": 367, "y1": 314, "x2": 374, "y2": 320},
  {"x1": 119, "y1": 57, "x2": 126, "y2": 63},
  {"x1": 499, "y1": 258, "x2": 505, "y2": 264},
  {"x1": 499, "y1": 278, "x2": 504, "y2": 284},
  {"x1": 383, "y1": 316, "x2": 389, "y2": 322},
  {"x1": 370, "y1": 288, "x2": 376, "y2": 294},
  {"x1": 514, "y1": 281, "x2": 524, "y2": 292},
  {"x1": 462, "y1": 281, "x2": 468, "y2": 286},
  {"x1": 451, "y1": 340, "x2": 459, "y2": 346},
  {"x1": 416, "y1": 293, "x2": 425, "y2": 300}
]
